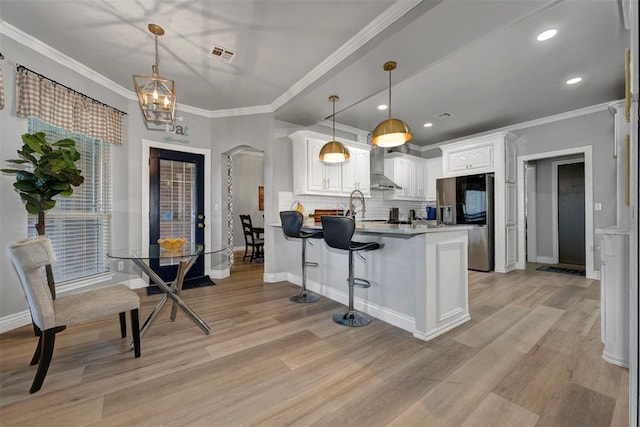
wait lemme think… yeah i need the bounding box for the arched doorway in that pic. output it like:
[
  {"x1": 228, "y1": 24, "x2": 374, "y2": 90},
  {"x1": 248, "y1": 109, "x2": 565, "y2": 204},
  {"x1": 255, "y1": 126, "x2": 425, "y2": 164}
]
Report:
[{"x1": 222, "y1": 145, "x2": 265, "y2": 271}]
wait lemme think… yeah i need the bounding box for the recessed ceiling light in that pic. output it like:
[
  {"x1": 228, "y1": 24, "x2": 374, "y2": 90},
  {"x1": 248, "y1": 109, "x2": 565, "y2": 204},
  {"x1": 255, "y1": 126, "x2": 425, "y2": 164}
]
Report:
[
  {"x1": 537, "y1": 29, "x2": 557, "y2": 42},
  {"x1": 566, "y1": 77, "x2": 582, "y2": 85},
  {"x1": 377, "y1": 104, "x2": 388, "y2": 110},
  {"x1": 423, "y1": 122, "x2": 433, "y2": 128}
]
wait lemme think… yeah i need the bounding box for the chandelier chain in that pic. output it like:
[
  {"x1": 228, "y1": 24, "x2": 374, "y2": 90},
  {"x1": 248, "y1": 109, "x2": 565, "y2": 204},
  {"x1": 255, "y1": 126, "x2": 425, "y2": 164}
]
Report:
[{"x1": 154, "y1": 34, "x2": 160, "y2": 73}]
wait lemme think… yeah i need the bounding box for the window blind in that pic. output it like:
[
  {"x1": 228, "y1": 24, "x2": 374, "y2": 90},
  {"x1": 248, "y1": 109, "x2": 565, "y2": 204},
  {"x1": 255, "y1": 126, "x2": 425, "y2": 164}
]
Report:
[{"x1": 27, "y1": 118, "x2": 112, "y2": 284}]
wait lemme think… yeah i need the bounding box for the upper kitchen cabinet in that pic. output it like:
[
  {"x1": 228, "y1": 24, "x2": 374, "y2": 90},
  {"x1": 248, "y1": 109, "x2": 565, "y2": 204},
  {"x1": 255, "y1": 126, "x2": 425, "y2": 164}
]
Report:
[
  {"x1": 425, "y1": 157, "x2": 443, "y2": 201},
  {"x1": 442, "y1": 138, "x2": 494, "y2": 176},
  {"x1": 384, "y1": 154, "x2": 427, "y2": 201},
  {"x1": 289, "y1": 130, "x2": 370, "y2": 197},
  {"x1": 342, "y1": 147, "x2": 371, "y2": 196}
]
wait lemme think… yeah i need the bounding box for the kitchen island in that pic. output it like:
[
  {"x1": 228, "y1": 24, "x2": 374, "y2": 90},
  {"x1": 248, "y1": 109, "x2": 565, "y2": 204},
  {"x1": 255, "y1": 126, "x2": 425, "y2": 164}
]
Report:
[{"x1": 267, "y1": 221, "x2": 470, "y2": 341}]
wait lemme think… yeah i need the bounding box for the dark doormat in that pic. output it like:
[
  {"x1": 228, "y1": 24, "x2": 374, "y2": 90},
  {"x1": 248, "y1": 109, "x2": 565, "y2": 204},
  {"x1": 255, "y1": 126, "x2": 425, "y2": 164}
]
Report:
[
  {"x1": 536, "y1": 265, "x2": 586, "y2": 276},
  {"x1": 146, "y1": 275, "x2": 216, "y2": 296}
]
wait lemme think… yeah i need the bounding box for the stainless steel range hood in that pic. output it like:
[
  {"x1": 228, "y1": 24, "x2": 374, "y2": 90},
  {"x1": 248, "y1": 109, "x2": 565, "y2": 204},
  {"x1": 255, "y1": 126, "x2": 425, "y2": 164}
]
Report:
[{"x1": 370, "y1": 146, "x2": 401, "y2": 190}]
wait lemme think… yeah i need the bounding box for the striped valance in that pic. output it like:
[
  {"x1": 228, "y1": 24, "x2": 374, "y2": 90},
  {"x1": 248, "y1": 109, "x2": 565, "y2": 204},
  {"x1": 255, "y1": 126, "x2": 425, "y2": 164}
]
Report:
[{"x1": 16, "y1": 67, "x2": 124, "y2": 145}]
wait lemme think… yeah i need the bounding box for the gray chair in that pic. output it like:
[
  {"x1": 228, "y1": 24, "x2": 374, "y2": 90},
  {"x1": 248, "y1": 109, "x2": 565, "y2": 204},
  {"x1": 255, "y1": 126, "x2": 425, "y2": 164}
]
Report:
[
  {"x1": 280, "y1": 210, "x2": 323, "y2": 303},
  {"x1": 321, "y1": 216, "x2": 381, "y2": 327},
  {"x1": 7, "y1": 236, "x2": 141, "y2": 393}
]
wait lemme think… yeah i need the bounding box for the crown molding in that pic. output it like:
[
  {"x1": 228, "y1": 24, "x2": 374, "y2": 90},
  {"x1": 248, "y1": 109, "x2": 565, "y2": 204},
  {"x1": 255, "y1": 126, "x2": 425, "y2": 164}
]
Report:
[
  {"x1": 0, "y1": 20, "x2": 134, "y2": 100},
  {"x1": 269, "y1": 0, "x2": 422, "y2": 112},
  {"x1": 179, "y1": 103, "x2": 273, "y2": 119},
  {"x1": 418, "y1": 100, "x2": 616, "y2": 152}
]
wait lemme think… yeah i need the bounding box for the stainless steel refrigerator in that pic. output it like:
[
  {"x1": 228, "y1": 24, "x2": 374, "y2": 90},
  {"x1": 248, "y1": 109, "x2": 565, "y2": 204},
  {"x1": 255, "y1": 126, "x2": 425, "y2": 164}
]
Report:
[{"x1": 436, "y1": 173, "x2": 494, "y2": 272}]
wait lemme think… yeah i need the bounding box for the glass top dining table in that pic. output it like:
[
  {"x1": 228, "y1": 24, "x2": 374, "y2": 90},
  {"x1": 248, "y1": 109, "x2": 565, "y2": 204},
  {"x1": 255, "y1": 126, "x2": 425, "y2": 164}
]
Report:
[{"x1": 108, "y1": 245, "x2": 227, "y2": 341}]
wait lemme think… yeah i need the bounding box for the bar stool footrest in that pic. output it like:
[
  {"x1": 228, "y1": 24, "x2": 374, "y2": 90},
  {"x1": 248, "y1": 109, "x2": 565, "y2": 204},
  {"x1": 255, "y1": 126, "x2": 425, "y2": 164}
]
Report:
[
  {"x1": 332, "y1": 310, "x2": 372, "y2": 327},
  {"x1": 353, "y1": 278, "x2": 371, "y2": 288}
]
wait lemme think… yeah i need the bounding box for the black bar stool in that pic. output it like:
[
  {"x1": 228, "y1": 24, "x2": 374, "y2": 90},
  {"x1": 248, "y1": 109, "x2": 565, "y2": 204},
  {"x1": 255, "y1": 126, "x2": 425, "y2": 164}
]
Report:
[
  {"x1": 321, "y1": 215, "x2": 381, "y2": 327},
  {"x1": 280, "y1": 211, "x2": 324, "y2": 303}
]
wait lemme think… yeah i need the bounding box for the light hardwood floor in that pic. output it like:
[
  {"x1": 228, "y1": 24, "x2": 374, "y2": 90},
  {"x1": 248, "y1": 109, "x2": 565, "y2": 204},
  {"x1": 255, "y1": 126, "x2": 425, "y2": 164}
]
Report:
[{"x1": 0, "y1": 256, "x2": 629, "y2": 426}]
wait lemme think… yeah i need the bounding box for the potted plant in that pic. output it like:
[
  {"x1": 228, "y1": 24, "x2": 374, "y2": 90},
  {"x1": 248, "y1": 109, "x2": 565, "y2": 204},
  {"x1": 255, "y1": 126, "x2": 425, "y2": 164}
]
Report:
[{"x1": 2, "y1": 132, "x2": 85, "y2": 297}]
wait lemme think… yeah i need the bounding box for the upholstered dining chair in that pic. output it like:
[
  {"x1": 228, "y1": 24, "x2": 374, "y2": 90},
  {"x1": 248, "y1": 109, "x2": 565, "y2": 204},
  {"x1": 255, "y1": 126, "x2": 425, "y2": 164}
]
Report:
[{"x1": 7, "y1": 236, "x2": 141, "y2": 393}]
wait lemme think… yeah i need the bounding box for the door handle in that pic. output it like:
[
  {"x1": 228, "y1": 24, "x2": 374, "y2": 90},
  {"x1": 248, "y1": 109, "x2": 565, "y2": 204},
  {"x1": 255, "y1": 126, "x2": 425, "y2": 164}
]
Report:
[
  {"x1": 198, "y1": 223, "x2": 204, "y2": 228},
  {"x1": 197, "y1": 214, "x2": 204, "y2": 220}
]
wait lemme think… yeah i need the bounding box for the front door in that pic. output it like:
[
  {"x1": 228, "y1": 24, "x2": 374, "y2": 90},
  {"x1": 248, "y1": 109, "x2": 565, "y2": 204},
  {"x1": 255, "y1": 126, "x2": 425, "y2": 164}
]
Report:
[{"x1": 149, "y1": 148, "x2": 205, "y2": 282}]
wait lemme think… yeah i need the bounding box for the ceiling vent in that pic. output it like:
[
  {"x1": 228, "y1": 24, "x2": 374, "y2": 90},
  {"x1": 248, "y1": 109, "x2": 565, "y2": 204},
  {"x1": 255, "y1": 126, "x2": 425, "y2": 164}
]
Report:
[
  {"x1": 434, "y1": 112, "x2": 453, "y2": 120},
  {"x1": 209, "y1": 45, "x2": 236, "y2": 63}
]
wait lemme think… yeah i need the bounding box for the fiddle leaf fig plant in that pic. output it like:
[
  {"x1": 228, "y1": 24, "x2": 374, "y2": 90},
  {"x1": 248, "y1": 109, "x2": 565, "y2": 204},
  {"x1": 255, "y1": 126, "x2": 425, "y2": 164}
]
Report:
[
  {"x1": 3, "y1": 132, "x2": 84, "y2": 225},
  {"x1": 2, "y1": 132, "x2": 85, "y2": 297}
]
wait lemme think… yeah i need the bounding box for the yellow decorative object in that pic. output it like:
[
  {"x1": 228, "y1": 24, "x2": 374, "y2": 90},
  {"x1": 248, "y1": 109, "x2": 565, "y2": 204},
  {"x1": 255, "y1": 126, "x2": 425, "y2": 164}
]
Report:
[
  {"x1": 157, "y1": 237, "x2": 186, "y2": 250},
  {"x1": 290, "y1": 200, "x2": 304, "y2": 213}
]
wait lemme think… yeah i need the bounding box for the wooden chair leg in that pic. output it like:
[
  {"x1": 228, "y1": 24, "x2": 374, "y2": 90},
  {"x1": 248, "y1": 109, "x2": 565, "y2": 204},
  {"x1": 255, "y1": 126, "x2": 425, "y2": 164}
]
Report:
[
  {"x1": 119, "y1": 312, "x2": 127, "y2": 338},
  {"x1": 130, "y1": 309, "x2": 141, "y2": 358},
  {"x1": 30, "y1": 328, "x2": 57, "y2": 393},
  {"x1": 30, "y1": 326, "x2": 42, "y2": 366},
  {"x1": 30, "y1": 325, "x2": 64, "y2": 366}
]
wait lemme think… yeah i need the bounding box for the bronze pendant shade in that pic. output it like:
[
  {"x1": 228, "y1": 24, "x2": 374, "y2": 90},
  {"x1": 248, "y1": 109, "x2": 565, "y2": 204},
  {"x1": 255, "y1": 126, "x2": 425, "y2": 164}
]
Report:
[
  {"x1": 319, "y1": 95, "x2": 350, "y2": 163},
  {"x1": 371, "y1": 61, "x2": 412, "y2": 147}
]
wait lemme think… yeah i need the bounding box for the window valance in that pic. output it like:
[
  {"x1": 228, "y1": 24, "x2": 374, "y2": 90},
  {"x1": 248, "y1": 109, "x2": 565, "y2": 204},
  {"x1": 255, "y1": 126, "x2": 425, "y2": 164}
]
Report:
[{"x1": 16, "y1": 66, "x2": 125, "y2": 145}]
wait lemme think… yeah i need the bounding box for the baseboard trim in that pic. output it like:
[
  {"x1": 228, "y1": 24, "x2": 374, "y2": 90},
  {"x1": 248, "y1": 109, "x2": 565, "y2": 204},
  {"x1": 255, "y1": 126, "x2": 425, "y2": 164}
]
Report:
[
  {"x1": 536, "y1": 256, "x2": 555, "y2": 264},
  {"x1": 413, "y1": 314, "x2": 471, "y2": 342},
  {"x1": 0, "y1": 310, "x2": 31, "y2": 333},
  {"x1": 263, "y1": 272, "x2": 289, "y2": 283},
  {"x1": 122, "y1": 277, "x2": 148, "y2": 289},
  {"x1": 210, "y1": 268, "x2": 230, "y2": 280}
]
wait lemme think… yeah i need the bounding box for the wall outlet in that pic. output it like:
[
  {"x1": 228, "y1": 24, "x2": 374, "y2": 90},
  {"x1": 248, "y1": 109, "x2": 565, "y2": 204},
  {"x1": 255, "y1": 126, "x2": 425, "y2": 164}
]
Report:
[{"x1": 118, "y1": 261, "x2": 124, "y2": 271}]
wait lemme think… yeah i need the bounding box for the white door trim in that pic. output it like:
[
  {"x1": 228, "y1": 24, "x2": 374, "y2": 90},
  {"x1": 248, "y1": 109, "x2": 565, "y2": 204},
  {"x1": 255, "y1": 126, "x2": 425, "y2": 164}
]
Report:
[
  {"x1": 516, "y1": 146, "x2": 594, "y2": 278},
  {"x1": 525, "y1": 163, "x2": 537, "y2": 263},
  {"x1": 141, "y1": 140, "x2": 212, "y2": 274},
  {"x1": 552, "y1": 158, "x2": 585, "y2": 265}
]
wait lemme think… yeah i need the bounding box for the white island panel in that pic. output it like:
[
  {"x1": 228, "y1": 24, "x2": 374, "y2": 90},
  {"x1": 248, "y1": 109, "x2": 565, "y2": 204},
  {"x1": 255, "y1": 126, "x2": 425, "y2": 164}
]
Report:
[{"x1": 269, "y1": 223, "x2": 470, "y2": 341}]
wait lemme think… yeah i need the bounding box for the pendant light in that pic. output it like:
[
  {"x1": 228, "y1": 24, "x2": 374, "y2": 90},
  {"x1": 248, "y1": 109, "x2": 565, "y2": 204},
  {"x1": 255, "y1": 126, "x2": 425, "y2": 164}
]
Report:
[
  {"x1": 319, "y1": 95, "x2": 350, "y2": 163},
  {"x1": 371, "y1": 61, "x2": 412, "y2": 147},
  {"x1": 133, "y1": 24, "x2": 177, "y2": 130}
]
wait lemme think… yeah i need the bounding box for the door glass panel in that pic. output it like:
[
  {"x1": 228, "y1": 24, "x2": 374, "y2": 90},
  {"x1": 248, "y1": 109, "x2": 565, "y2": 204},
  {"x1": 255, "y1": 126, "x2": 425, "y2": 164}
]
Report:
[{"x1": 159, "y1": 159, "x2": 196, "y2": 266}]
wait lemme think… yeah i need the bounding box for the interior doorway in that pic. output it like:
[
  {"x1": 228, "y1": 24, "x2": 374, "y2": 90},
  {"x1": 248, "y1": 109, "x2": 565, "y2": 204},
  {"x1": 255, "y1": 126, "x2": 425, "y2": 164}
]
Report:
[
  {"x1": 222, "y1": 145, "x2": 264, "y2": 271},
  {"x1": 517, "y1": 146, "x2": 594, "y2": 278}
]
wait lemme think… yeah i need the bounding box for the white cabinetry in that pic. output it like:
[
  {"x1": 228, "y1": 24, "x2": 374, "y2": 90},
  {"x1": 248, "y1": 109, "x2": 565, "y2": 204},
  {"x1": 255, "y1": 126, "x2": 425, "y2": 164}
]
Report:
[
  {"x1": 342, "y1": 147, "x2": 370, "y2": 196},
  {"x1": 384, "y1": 154, "x2": 427, "y2": 201},
  {"x1": 289, "y1": 130, "x2": 370, "y2": 197},
  {"x1": 412, "y1": 158, "x2": 427, "y2": 199},
  {"x1": 441, "y1": 132, "x2": 517, "y2": 273},
  {"x1": 597, "y1": 227, "x2": 630, "y2": 367},
  {"x1": 444, "y1": 143, "x2": 493, "y2": 176},
  {"x1": 306, "y1": 138, "x2": 342, "y2": 194},
  {"x1": 426, "y1": 157, "x2": 442, "y2": 201}
]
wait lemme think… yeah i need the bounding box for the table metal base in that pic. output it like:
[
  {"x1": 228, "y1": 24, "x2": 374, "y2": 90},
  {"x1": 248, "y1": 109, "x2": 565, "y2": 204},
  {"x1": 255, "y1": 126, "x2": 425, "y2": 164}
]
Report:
[{"x1": 130, "y1": 257, "x2": 211, "y2": 344}]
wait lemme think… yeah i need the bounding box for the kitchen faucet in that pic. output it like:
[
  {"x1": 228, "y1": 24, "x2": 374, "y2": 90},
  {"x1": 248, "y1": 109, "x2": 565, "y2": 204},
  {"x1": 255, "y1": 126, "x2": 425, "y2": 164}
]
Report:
[{"x1": 347, "y1": 189, "x2": 366, "y2": 219}]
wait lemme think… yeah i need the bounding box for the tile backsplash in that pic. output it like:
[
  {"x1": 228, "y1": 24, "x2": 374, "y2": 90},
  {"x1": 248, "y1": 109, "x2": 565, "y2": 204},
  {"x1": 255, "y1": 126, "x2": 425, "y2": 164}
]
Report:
[{"x1": 278, "y1": 191, "x2": 435, "y2": 221}]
